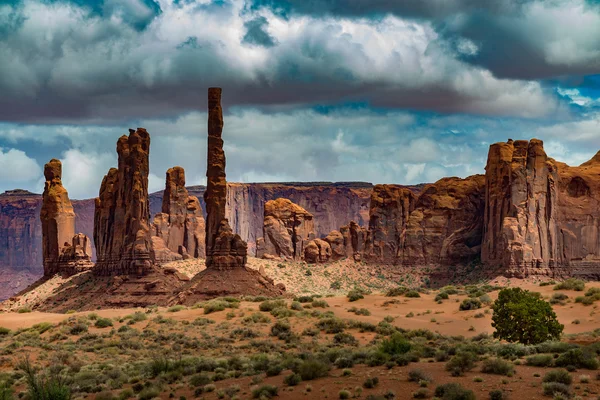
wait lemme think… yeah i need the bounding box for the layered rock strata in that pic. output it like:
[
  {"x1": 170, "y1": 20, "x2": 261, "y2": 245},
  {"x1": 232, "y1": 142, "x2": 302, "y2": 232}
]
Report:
[
  {"x1": 40, "y1": 159, "x2": 93, "y2": 275},
  {"x1": 256, "y1": 198, "x2": 316, "y2": 260},
  {"x1": 93, "y1": 129, "x2": 154, "y2": 276},
  {"x1": 152, "y1": 167, "x2": 205, "y2": 263}
]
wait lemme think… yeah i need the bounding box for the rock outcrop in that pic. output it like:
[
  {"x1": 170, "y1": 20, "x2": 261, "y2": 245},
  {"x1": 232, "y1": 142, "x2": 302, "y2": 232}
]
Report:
[
  {"x1": 339, "y1": 221, "x2": 367, "y2": 261},
  {"x1": 93, "y1": 129, "x2": 154, "y2": 276},
  {"x1": 304, "y1": 238, "x2": 332, "y2": 263},
  {"x1": 40, "y1": 159, "x2": 93, "y2": 276},
  {"x1": 482, "y1": 139, "x2": 560, "y2": 277},
  {"x1": 482, "y1": 138, "x2": 600, "y2": 278},
  {"x1": 256, "y1": 198, "x2": 316, "y2": 260},
  {"x1": 175, "y1": 88, "x2": 284, "y2": 303},
  {"x1": 151, "y1": 167, "x2": 205, "y2": 263}
]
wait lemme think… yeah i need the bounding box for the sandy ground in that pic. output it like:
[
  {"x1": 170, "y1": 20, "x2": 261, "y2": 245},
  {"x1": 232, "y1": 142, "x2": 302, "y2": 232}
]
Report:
[{"x1": 3, "y1": 280, "x2": 600, "y2": 337}]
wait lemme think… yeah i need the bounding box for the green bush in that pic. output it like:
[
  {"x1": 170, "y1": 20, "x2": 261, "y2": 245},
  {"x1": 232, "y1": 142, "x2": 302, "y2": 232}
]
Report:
[
  {"x1": 445, "y1": 352, "x2": 477, "y2": 376},
  {"x1": 405, "y1": 290, "x2": 421, "y2": 298},
  {"x1": 362, "y1": 376, "x2": 379, "y2": 389},
  {"x1": 543, "y1": 369, "x2": 572, "y2": 385},
  {"x1": 252, "y1": 385, "x2": 278, "y2": 399},
  {"x1": 18, "y1": 358, "x2": 71, "y2": 400},
  {"x1": 492, "y1": 288, "x2": 563, "y2": 345},
  {"x1": 69, "y1": 323, "x2": 88, "y2": 335},
  {"x1": 138, "y1": 387, "x2": 160, "y2": 400},
  {"x1": 380, "y1": 333, "x2": 411, "y2": 356},
  {"x1": 435, "y1": 292, "x2": 449, "y2": 301},
  {"x1": 480, "y1": 358, "x2": 514, "y2": 376},
  {"x1": 434, "y1": 383, "x2": 476, "y2": 400},
  {"x1": 459, "y1": 298, "x2": 482, "y2": 311},
  {"x1": 316, "y1": 318, "x2": 346, "y2": 334},
  {"x1": 296, "y1": 359, "x2": 330, "y2": 381},
  {"x1": 283, "y1": 373, "x2": 302, "y2": 386},
  {"x1": 94, "y1": 318, "x2": 113, "y2": 328},
  {"x1": 386, "y1": 287, "x2": 408, "y2": 297},
  {"x1": 167, "y1": 305, "x2": 186, "y2": 313},
  {"x1": 347, "y1": 289, "x2": 365, "y2": 302},
  {"x1": 488, "y1": 389, "x2": 507, "y2": 400},
  {"x1": 203, "y1": 300, "x2": 228, "y2": 314},
  {"x1": 554, "y1": 278, "x2": 585, "y2": 291},
  {"x1": 412, "y1": 388, "x2": 430, "y2": 399},
  {"x1": 554, "y1": 348, "x2": 599, "y2": 370},
  {"x1": 0, "y1": 382, "x2": 13, "y2": 400},
  {"x1": 311, "y1": 299, "x2": 329, "y2": 308},
  {"x1": 408, "y1": 369, "x2": 431, "y2": 383},
  {"x1": 542, "y1": 382, "x2": 570, "y2": 397},
  {"x1": 0, "y1": 327, "x2": 9, "y2": 336},
  {"x1": 526, "y1": 354, "x2": 554, "y2": 367}
]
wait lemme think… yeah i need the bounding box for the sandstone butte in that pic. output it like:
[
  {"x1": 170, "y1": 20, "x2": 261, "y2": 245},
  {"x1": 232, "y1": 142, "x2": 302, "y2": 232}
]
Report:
[
  {"x1": 256, "y1": 198, "x2": 316, "y2": 260},
  {"x1": 152, "y1": 166, "x2": 205, "y2": 263},
  {"x1": 40, "y1": 159, "x2": 93, "y2": 276}
]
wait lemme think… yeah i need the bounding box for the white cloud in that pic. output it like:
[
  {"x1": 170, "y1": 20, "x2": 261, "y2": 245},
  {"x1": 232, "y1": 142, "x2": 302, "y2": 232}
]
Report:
[
  {"x1": 0, "y1": 148, "x2": 41, "y2": 184},
  {"x1": 60, "y1": 149, "x2": 116, "y2": 199}
]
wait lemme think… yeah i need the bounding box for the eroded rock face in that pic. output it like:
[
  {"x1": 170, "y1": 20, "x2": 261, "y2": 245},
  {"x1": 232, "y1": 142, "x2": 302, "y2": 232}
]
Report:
[
  {"x1": 482, "y1": 139, "x2": 561, "y2": 277},
  {"x1": 93, "y1": 129, "x2": 153, "y2": 276},
  {"x1": 403, "y1": 175, "x2": 485, "y2": 267},
  {"x1": 256, "y1": 198, "x2": 316, "y2": 260},
  {"x1": 364, "y1": 185, "x2": 417, "y2": 264},
  {"x1": 40, "y1": 159, "x2": 93, "y2": 276},
  {"x1": 152, "y1": 167, "x2": 205, "y2": 263},
  {"x1": 340, "y1": 221, "x2": 367, "y2": 261},
  {"x1": 304, "y1": 238, "x2": 332, "y2": 263}
]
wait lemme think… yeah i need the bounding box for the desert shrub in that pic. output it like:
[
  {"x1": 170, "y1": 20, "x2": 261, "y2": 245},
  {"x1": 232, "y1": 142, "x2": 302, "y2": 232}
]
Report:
[
  {"x1": 488, "y1": 389, "x2": 507, "y2": 400},
  {"x1": 95, "y1": 392, "x2": 114, "y2": 400},
  {"x1": 203, "y1": 300, "x2": 228, "y2": 314},
  {"x1": 0, "y1": 382, "x2": 13, "y2": 400},
  {"x1": 542, "y1": 382, "x2": 571, "y2": 397},
  {"x1": 69, "y1": 323, "x2": 88, "y2": 335},
  {"x1": 290, "y1": 301, "x2": 303, "y2": 311},
  {"x1": 459, "y1": 298, "x2": 482, "y2": 311},
  {"x1": 347, "y1": 289, "x2": 365, "y2": 302},
  {"x1": 270, "y1": 307, "x2": 294, "y2": 318},
  {"x1": 386, "y1": 287, "x2": 408, "y2": 297},
  {"x1": 480, "y1": 358, "x2": 514, "y2": 376},
  {"x1": 167, "y1": 305, "x2": 186, "y2": 313},
  {"x1": 554, "y1": 348, "x2": 599, "y2": 370},
  {"x1": 535, "y1": 341, "x2": 576, "y2": 354},
  {"x1": 412, "y1": 388, "x2": 430, "y2": 399},
  {"x1": 189, "y1": 373, "x2": 211, "y2": 387},
  {"x1": 94, "y1": 318, "x2": 113, "y2": 328},
  {"x1": 380, "y1": 333, "x2": 411, "y2": 356},
  {"x1": 445, "y1": 352, "x2": 477, "y2": 376},
  {"x1": 252, "y1": 385, "x2": 278, "y2": 399},
  {"x1": 434, "y1": 383, "x2": 475, "y2": 400},
  {"x1": 338, "y1": 389, "x2": 351, "y2": 399},
  {"x1": 334, "y1": 357, "x2": 354, "y2": 368},
  {"x1": 138, "y1": 386, "x2": 160, "y2": 400},
  {"x1": 405, "y1": 290, "x2": 421, "y2": 298},
  {"x1": 312, "y1": 299, "x2": 329, "y2": 308},
  {"x1": 543, "y1": 369, "x2": 572, "y2": 385},
  {"x1": 296, "y1": 359, "x2": 330, "y2": 381},
  {"x1": 333, "y1": 332, "x2": 358, "y2": 346},
  {"x1": 550, "y1": 293, "x2": 569, "y2": 305},
  {"x1": 575, "y1": 296, "x2": 594, "y2": 305},
  {"x1": 283, "y1": 373, "x2": 302, "y2": 386},
  {"x1": 18, "y1": 307, "x2": 31, "y2": 313},
  {"x1": 408, "y1": 369, "x2": 432, "y2": 383},
  {"x1": 0, "y1": 327, "x2": 9, "y2": 336},
  {"x1": 554, "y1": 278, "x2": 585, "y2": 291},
  {"x1": 526, "y1": 354, "x2": 554, "y2": 367},
  {"x1": 492, "y1": 288, "x2": 563, "y2": 345},
  {"x1": 295, "y1": 295, "x2": 314, "y2": 303},
  {"x1": 316, "y1": 318, "x2": 346, "y2": 334},
  {"x1": 242, "y1": 313, "x2": 270, "y2": 324},
  {"x1": 435, "y1": 292, "x2": 449, "y2": 301},
  {"x1": 362, "y1": 376, "x2": 379, "y2": 389},
  {"x1": 266, "y1": 363, "x2": 283, "y2": 377},
  {"x1": 18, "y1": 358, "x2": 71, "y2": 400},
  {"x1": 479, "y1": 294, "x2": 492, "y2": 305}
]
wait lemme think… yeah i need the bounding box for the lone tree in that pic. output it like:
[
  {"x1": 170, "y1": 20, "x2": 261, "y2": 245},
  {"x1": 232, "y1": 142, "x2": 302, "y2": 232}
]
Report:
[{"x1": 492, "y1": 287, "x2": 563, "y2": 345}]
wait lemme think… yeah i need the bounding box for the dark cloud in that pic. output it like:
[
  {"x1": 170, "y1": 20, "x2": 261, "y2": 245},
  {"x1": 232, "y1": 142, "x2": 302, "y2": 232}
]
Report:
[{"x1": 242, "y1": 16, "x2": 277, "y2": 47}]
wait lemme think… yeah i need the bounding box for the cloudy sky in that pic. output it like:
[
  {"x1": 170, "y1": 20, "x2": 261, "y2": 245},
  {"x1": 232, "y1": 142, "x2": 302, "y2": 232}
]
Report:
[{"x1": 1, "y1": 0, "x2": 599, "y2": 199}]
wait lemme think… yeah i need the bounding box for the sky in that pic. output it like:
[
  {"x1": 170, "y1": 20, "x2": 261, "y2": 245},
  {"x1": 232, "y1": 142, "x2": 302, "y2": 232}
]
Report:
[{"x1": 0, "y1": 0, "x2": 599, "y2": 199}]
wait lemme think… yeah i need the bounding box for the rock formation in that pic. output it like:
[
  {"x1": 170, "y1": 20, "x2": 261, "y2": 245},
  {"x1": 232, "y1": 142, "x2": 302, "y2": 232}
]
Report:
[
  {"x1": 304, "y1": 238, "x2": 332, "y2": 263},
  {"x1": 93, "y1": 128, "x2": 154, "y2": 276},
  {"x1": 364, "y1": 185, "x2": 417, "y2": 264},
  {"x1": 256, "y1": 198, "x2": 316, "y2": 260},
  {"x1": 40, "y1": 159, "x2": 93, "y2": 276},
  {"x1": 175, "y1": 88, "x2": 284, "y2": 303},
  {"x1": 482, "y1": 139, "x2": 560, "y2": 276},
  {"x1": 152, "y1": 167, "x2": 205, "y2": 263},
  {"x1": 339, "y1": 221, "x2": 367, "y2": 261}
]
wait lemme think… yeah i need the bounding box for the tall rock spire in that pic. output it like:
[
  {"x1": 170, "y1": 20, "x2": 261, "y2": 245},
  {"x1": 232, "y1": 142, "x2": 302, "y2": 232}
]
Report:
[{"x1": 94, "y1": 128, "x2": 153, "y2": 275}]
